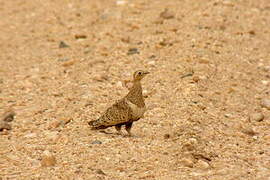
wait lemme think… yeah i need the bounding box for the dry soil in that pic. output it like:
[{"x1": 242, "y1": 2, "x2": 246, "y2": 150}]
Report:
[{"x1": 0, "y1": 0, "x2": 270, "y2": 179}]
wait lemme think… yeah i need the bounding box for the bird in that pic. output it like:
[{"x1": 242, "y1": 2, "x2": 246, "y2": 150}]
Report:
[{"x1": 88, "y1": 70, "x2": 149, "y2": 136}]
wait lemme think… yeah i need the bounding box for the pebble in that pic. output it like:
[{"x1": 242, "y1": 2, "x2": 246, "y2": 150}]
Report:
[
  {"x1": 261, "y1": 99, "x2": 270, "y2": 110},
  {"x1": 45, "y1": 131, "x2": 59, "y2": 142},
  {"x1": 0, "y1": 121, "x2": 11, "y2": 131},
  {"x1": 116, "y1": 81, "x2": 123, "y2": 88},
  {"x1": 24, "y1": 133, "x2": 37, "y2": 138},
  {"x1": 164, "y1": 134, "x2": 170, "y2": 139},
  {"x1": 249, "y1": 113, "x2": 264, "y2": 122},
  {"x1": 91, "y1": 140, "x2": 102, "y2": 145},
  {"x1": 1, "y1": 109, "x2": 15, "y2": 122},
  {"x1": 127, "y1": 48, "x2": 139, "y2": 55},
  {"x1": 57, "y1": 57, "x2": 70, "y2": 62},
  {"x1": 263, "y1": 66, "x2": 270, "y2": 72},
  {"x1": 96, "y1": 169, "x2": 106, "y2": 175},
  {"x1": 192, "y1": 76, "x2": 200, "y2": 82},
  {"x1": 241, "y1": 127, "x2": 257, "y2": 136},
  {"x1": 75, "y1": 34, "x2": 87, "y2": 39},
  {"x1": 41, "y1": 150, "x2": 57, "y2": 167},
  {"x1": 147, "y1": 61, "x2": 156, "y2": 66},
  {"x1": 197, "y1": 160, "x2": 210, "y2": 170},
  {"x1": 248, "y1": 30, "x2": 256, "y2": 35},
  {"x1": 84, "y1": 47, "x2": 91, "y2": 54},
  {"x1": 59, "y1": 41, "x2": 69, "y2": 48},
  {"x1": 188, "y1": 138, "x2": 198, "y2": 145},
  {"x1": 181, "y1": 158, "x2": 194, "y2": 168},
  {"x1": 261, "y1": 80, "x2": 269, "y2": 85},
  {"x1": 48, "y1": 120, "x2": 61, "y2": 129},
  {"x1": 116, "y1": 0, "x2": 127, "y2": 6},
  {"x1": 160, "y1": 9, "x2": 174, "y2": 19}
]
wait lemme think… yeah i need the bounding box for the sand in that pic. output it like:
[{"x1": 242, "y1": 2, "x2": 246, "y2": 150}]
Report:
[{"x1": 0, "y1": 0, "x2": 270, "y2": 179}]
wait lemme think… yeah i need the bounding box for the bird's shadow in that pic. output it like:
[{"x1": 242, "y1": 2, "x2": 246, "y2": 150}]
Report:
[{"x1": 98, "y1": 130, "x2": 139, "y2": 138}]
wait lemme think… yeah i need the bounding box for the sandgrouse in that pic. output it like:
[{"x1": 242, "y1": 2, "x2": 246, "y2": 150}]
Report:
[{"x1": 88, "y1": 70, "x2": 149, "y2": 136}]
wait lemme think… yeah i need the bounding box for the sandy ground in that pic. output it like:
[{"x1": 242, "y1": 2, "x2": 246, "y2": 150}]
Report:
[{"x1": 0, "y1": 0, "x2": 270, "y2": 179}]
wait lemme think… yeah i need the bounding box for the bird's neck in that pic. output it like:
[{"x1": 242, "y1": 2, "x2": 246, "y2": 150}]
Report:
[{"x1": 125, "y1": 80, "x2": 145, "y2": 107}]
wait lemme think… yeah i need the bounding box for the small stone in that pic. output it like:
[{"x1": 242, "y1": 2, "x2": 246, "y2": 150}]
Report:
[
  {"x1": 59, "y1": 41, "x2": 69, "y2": 48},
  {"x1": 62, "y1": 60, "x2": 76, "y2": 67},
  {"x1": 147, "y1": 61, "x2": 156, "y2": 66},
  {"x1": 91, "y1": 140, "x2": 102, "y2": 145},
  {"x1": 1, "y1": 109, "x2": 15, "y2": 122},
  {"x1": 75, "y1": 34, "x2": 87, "y2": 39},
  {"x1": 60, "y1": 118, "x2": 71, "y2": 126},
  {"x1": 96, "y1": 169, "x2": 106, "y2": 175},
  {"x1": 24, "y1": 133, "x2": 38, "y2": 139},
  {"x1": 0, "y1": 121, "x2": 11, "y2": 131},
  {"x1": 224, "y1": 113, "x2": 232, "y2": 118},
  {"x1": 45, "y1": 131, "x2": 59, "y2": 142},
  {"x1": 93, "y1": 74, "x2": 109, "y2": 82},
  {"x1": 57, "y1": 57, "x2": 70, "y2": 62},
  {"x1": 121, "y1": 36, "x2": 130, "y2": 43},
  {"x1": 249, "y1": 113, "x2": 264, "y2": 122},
  {"x1": 192, "y1": 76, "x2": 200, "y2": 82},
  {"x1": 116, "y1": 0, "x2": 127, "y2": 6},
  {"x1": 263, "y1": 66, "x2": 270, "y2": 72},
  {"x1": 164, "y1": 134, "x2": 170, "y2": 139},
  {"x1": 160, "y1": 9, "x2": 174, "y2": 19},
  {"x1": 127, "y1": 48, "x2": 139, "y2": 55},
  {"x1": 159, "y1": 39, "x2": 171, "y2": 46},
  {"x1": 248, "y1": 30, "x2": 256, "y2": 35},
  {"x1": 198, "y1": 58, "x2": 210, "y2": 64},
  {"x1": 48, "y1": 120, "x2": 61, "y2": 129},
  {"x1": 0, "y1": 129, "x2": 9, "y2": 135},
  {"x1": 197, "y1": 160, "x2": 210, "y2": 170},
  {"x1": 261, "y1": 99, "x2": 270, "y2": 110},
  {"x1": 116, "y1": 81, "x2": 123, "y2": 88},
  {"x1": 261, "y1": 80, "x2": 269, "y2": 85},
  {"x1": 182, "y1": 143, "x2": 195, "y2": 151},
  {"x1": 181, "y1": 158, "x2": 194, "y2": 168},
  {"x1": 241, "y1": 127, "x2": 258, "y2": 136},
  {"x1": 84, "y1": 47, "x2": 91, "y2": 54},
  {"x1": 188, "y1": 138, "x2": 198, "y2": 144},
  {"x1": 41, "y1": 150, "x2": 57, "y2": 167}
]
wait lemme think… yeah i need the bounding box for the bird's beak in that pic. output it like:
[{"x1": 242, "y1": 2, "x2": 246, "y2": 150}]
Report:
[{"x1": 144, "y1": 71, "x2": 150, "y2": 74}]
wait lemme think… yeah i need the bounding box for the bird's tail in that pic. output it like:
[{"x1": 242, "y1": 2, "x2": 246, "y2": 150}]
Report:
[
  {"x1": 88, "y1": 118, "x2": 107, "y2": 130},
  {"x1": 88, "y1": 119, "x2": 99, "y2": 129}
]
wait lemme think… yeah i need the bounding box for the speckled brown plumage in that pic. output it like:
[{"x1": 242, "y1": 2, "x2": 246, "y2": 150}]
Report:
[{"x1": 88, "y1": 70, "x2": 149, "y2": 136}]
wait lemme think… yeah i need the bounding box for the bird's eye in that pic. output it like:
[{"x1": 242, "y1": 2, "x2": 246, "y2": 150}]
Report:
[{"x1": 138, "y1": 72, "x2": 142, "y2": 75}]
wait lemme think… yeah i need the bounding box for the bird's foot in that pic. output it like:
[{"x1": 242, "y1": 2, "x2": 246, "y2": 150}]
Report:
[{"x1": 116, "y1": 131, "x2": 124, "y2": 136}]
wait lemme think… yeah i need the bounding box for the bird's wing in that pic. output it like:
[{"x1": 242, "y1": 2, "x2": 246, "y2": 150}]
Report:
[{"x1": 97, "y1": 99, "x2": 132, "y2": 127}]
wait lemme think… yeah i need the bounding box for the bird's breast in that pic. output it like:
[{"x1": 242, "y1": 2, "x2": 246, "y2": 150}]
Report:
[{"x1": 126, "y1": 100, "x2": 146, "y2": 120}]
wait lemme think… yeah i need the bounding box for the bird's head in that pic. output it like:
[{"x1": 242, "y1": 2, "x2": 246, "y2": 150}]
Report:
[{"x1": 133, "y1": 70, "x2": 149, "y2": 81}]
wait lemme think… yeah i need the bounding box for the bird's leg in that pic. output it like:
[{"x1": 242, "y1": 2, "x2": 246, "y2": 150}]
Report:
[
  {"x1": 115, "y1": 124, "x2": 123, "y2": 135},
  {"x1": 125, "y1": 122, "x2": 133, "y2": 136}
]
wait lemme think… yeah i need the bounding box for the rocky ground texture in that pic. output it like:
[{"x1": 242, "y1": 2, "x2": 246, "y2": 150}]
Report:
[{"x1": 0, "y1": 0, "x2": 270, "y2": 179}]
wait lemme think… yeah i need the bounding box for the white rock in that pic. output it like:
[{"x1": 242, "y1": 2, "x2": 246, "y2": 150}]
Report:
[
  {"x1": 261, "y1": 99, "x2": 270, "y2": 110},
  {"x1": 197, "y1": 160, "x2": 210, "y2": 170},
  {"x1": 24, "y1": 133, "x2": 37, "y2": 138},
  {"x1": 116, "y1": 81, "x2": 123, "y2": 88},
  {"x1": 148, "y1": 61, "x2": 156, "y2": 66},
  {"x1": 249, "y1": 112, "x2": 264, "y2": 122},
  {"x1": 261, "y1": 80, "x2": 269, "y2": 85},
  {"x1": 116, "y1": 0, "x2": 127, "y2": 5}
]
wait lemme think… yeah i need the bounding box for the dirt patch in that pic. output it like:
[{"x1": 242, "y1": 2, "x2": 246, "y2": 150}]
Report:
[{"x1": 0, "y1": 0, "x2": 270, "y2": 179}]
